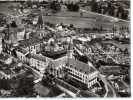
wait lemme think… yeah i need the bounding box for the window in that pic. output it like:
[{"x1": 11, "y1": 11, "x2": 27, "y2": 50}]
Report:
[
  {"x1": 78, "y1": 72, "x2": 80, "y2": 77},
  {"x1": 86, "y1": 76, "x2": 88, "y2": 79},
  {"x1": 37, "y1": 60, "x2": 40, "y2": 67},
  {"x1": 75, "y1": 70, "x2": 77, "y2": 75},
  {"x1": 21, "y1": 56, "x2": 23, "y2": 60}
]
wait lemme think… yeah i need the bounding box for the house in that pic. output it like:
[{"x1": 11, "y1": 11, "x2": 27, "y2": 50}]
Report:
[
  {"x1": 18, "y1": 38, "x2": 44, "y2": 54},
  {"x1": 15, "y1": 47, "x2": 29, "y2": 64},
  {"x1": 64, "y1": 58, "x2": 99, "y2": 89},
  {"x1": 47, "y1": 56, "x2": 68, "y2": 78},
  {"x1": 47, "y1": 56, "x2": 99, "y2": 89},
  {"x1": 27, "y1": 53, "x2": 51, "y2": 73}
]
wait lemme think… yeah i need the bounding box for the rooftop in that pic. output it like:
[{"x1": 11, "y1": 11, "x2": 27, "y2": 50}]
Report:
[
  {"x1": 67, "y1": 58, "x2": 97, "y2": 74},
  {"x1": 26, "y1": 53, "x2": 47, "y2": 62},
  {"x1": 78, "y1": 90, "x2": 99, "y2": 97},
  {"x1": 42, "y1": 49, "x2": 67, "y2": 60},
  {"x1": 18, "y1": 38, "x2": 43, "y2": 48},
  {"x1": 15, "y1": 47, "x2": 28, "y2": 55},
  {"x1": 51, "y1": 56, "x2": 68, "y2": 68}
]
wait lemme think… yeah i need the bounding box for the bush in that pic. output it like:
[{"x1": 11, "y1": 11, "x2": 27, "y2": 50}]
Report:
[
  {"x1": 0, "y1": 79, "x2": 11, "y2": 90},
  {"x1": 50, "y1": 1, "x2": 61, "y2": 12},
  {"x1": 14, "y1": 76, "x2": 35, "y2": 97},
  {"x1": 66, "y1": 3, "x2": 79, "y2": 12}
]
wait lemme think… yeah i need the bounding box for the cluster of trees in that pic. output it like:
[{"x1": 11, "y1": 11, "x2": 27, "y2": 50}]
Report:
[
  {"x1": 0, "y1": 78, "x2": 11, "y2": 90},
  {"x1": 66, "y1": 3, "x2": 80, "y2": 12},
  {"x1": 91, "y1": 0, "x2": 99, "y2": 13},
  {"x1": 50, "y1": 1, "x2": 61, "y2": 12},
  {"x1": 13, "y1": 76, "x2": 35, "y2": 97},
  {"x1": 11, "y1": 70, "x2": 36, "y2": 97},
  {"x1": 0, "y1": 13, "x2": 6, "y2": 27},
  {"x1": 91, "y1": 0, "x2": 129, "y2": 20},
  {"x1": 73, "y1": 49, "x2": 89, "y2": 64}
]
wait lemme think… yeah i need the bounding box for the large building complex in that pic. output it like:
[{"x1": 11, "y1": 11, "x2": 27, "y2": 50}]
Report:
[{"x1": 0, "y1": 0, "x2": 130, "y2": 97}]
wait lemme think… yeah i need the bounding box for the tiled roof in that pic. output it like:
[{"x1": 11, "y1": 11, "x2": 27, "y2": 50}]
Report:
[
  {"x1": 18, "y1": 38, "x2": 43, "y2": 48},
  {"x1": 42, "y1": 50, "x2": 67, "y2": 59},
  {"x1": 51, "y1": 56, "x2": 68, "y2": 68},
  {"x1": 50, "y1": 56, "x2": 97, "y2": 74},
  {"x1": 67, "y1": 58, "x2": 96, "y2": 74},
  {"x1": 27, "y1": 53, "x2": 47, "y2": 62}
]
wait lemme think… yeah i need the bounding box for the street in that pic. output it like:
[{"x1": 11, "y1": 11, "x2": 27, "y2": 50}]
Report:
[{"x1": 99, "y1": 74, "x2": 116, "y2": 97}]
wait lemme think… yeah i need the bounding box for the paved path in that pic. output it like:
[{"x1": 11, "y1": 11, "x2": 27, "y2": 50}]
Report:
[
  {"x1": 100, "y1": 74, "x2": 116, "y2": 97},
  {"x1": 121, "y1": 79, "x2": 129, "y2": 89}
]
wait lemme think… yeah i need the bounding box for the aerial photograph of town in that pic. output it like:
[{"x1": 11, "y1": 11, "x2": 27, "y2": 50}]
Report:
[{"x1": 0, "y1": 0, "x2": 130, "y2": 98}]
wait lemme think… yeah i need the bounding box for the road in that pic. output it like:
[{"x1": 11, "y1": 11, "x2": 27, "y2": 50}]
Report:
[
  {"x1": 72, "y1": 46, "x2": 116, "y2": 97},
  {"x1": 99, "y1": 74, "x2": 116, "y2": 97},
  {"x1": 23, "y1": 64, "x2": 44, "y2": 82}
]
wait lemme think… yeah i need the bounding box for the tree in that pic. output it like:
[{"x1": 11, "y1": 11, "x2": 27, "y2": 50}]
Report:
[
  {"x1": 26, "y1": 0, "x2": 32, "y2": 8},
  {"x1": 0, "y1": 79, "x2": 11, "y2": 90},
  {"x1": 100, "y1": 26, "x2": 103, "y2": 32},
  {"x1": 14, "y1": 76, "x2": 35, "y2": 97},
  {"x1": 79, "y1": 55, "x2": 88, "y2": 64},
  {"x1": 50, "y1": 1, "x2": 61, "y2": 12},
  {"x1": 117, "y1": 6, "x2": 124, "y2": 18},
  {"x1": 124, "y1": 48, "x2": 129, "y2": 54},
  {"x1": 12, "y1": 49, "x2": 17, "y2": 58},
  {"x1": 91, "y1": 0, "x2": 98, "y2": 12},
  {"x1": 66, "y1": 3, "x2": 79, "y2": 12},
  {"x1": 108, "y1": 5, "x2": 115, "y2": 16}
]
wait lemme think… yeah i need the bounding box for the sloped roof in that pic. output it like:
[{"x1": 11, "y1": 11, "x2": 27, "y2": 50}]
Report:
[
  {"x1": 51, "y1": 56, "x2": 68, "y2": 68},
  {"x1": 67, "y1": 58, "x2": 96, "y2": 74}
]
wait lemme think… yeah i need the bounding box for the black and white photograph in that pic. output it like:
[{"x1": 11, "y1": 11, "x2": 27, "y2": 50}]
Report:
[{"x1": 0, "y1": 0, "x2": 130, "y2": 98}]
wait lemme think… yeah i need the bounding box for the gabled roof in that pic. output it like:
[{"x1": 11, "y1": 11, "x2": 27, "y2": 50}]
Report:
[
  {"x1": 67, "y1": 58, "x2": 97, "y2": 74},
  {"x1": 51, "y1": 56, "x2": 68, "y2": 68},
  {"x1": 50, "y1": 56, "x2": 97, "y2": 75},
  {"x1": 42, "y1": 49, "x2": 67, "y2": 59}
]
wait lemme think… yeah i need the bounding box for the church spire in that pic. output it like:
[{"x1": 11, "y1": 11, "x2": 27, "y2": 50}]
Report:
[{"x1": 37, "y1": 11, "x2": 43, "y2": 29}]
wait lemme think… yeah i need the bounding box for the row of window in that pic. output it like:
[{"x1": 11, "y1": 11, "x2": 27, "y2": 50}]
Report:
[
  {"x1": 88, "y1": 78, "x2": 98, "y2": 88},
  {"x1": 31, "y1": 58, "x2": 46, "y2": 67},
  {"x1": 69, "y1": 65, "x2": 98, "y2": 77},
  {"x1": 65, "y1": 66, "x2": 88, "y2": 79},
  {"x1": 24, "y1": 43, "x2": 42, "y2": 53},
  {"x1": 18, "y1": 53, "x2": 29, "y2": 63},
  {"x1": 64, "y1": 66, "x2": 98, "y2": 84}
]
